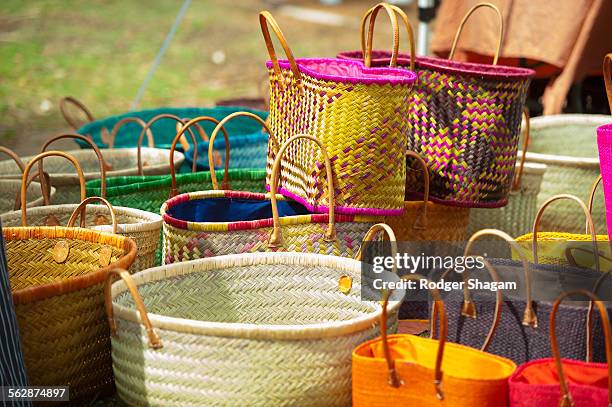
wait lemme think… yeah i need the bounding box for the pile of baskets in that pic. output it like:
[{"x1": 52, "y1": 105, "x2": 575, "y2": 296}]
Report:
[{"x1": 2, "y1": 3, "x2": 611, "y2": 407}]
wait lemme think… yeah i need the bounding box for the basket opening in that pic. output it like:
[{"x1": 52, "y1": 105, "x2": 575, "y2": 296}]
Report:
[
  {"x1": 167, "y1": 197, "x2": 309, "y2": 222},
  {"x1": 512, "y1": 359, "x2": 607, "y2": 387},
  {"x1": 527, "y1": 123, "x2": 600, "y2": 158}
]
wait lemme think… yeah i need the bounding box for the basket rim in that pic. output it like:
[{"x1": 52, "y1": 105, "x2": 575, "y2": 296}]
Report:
[
  {"x1": 111, "y1": 251, "x2": 403, "y2": 340},
  {"x1": 1, "y1": 204, "x2": 162, "y2": 233},
  {"x1": 337, "y1": 50, "x2": 535, "y2": 79},
  {"x1": 508, "y1": 357, "x2": 607, "y2": 387},
  {"x1": 161, "y1": 190, "x2": 379, "y2": 231},
  {"x1": 85, "y1": 169, "x2": 266, "y2": 197},
  {"x1": 518, "y1": 151, "x2": 598, "y2": 168},
  {"x1": 4, "y1": 226, "x2": 137, "y2": 304},
  {"x1": 0, "y1": 147, "x2": 184, "y2": 182}
]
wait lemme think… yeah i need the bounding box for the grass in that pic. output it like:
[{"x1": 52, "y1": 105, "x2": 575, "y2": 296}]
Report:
[{"x1": 0, "y1": 0, "x2": 404, "y2": 154}]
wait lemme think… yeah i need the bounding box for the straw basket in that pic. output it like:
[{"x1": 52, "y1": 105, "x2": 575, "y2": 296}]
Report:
[
  {"x1": 519, "y1": 113, "x2": 610, "y2": 234},
  {"x1": 468, "y1": 111, "x2": 548, "y2": 237},
  {"x1": 261, "y1": 11, "x2": 416, "y2": 216},
  {"x1": 60, "y1": 96, "x2": 267, "y2": 150},
  {"x1": 106, "y1": 225, "x2": 404, "y2": 407},
  {"x1": 0, "y1": 134, "x2": 183, "y2": 205},
  {"x1": 4, "y1": 152, "x2": 137, "y2": 404},
  {"x1": 161, "y1": 135, "x2": 381, "y2": 263},
  {"x1": 338, "y1": 3, "x2": 534, "y2": 208},
  {"x1": 1, "y1": 152, "x2": 161, "y2": 272}
]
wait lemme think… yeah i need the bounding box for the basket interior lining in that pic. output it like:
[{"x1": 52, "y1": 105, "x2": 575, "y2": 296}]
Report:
[{"x1": 115, "y1": 264, "x2": 377, "y2": 325}]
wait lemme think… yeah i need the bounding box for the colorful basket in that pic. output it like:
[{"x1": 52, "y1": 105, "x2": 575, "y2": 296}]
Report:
[
  {"x1": 4, "y1": 152, "x2": 137, "y2": 403},
  {"x1": 384, "y1": 151, "x2": 470, "y2": 242},
  {"x1": 596, "y1": 56, "x2": 612, "y2": 236},
  {"x1": 352, "y1": 274, "x2": 516, "y2": 406},
  {"x1": 337, "y1": 2, "x2": 534, "y2": 208},
  {"x1": 260, "y1": 10, "x2": 416, "y2": 216},
  {"x1": 432, "y1": 227, "x2": 612, "y2": 365},
  {"x1": 508, "y1": 290, "x2": 611, "y2": 407},
  {"x1": 162, "y1": 135, "x2": 382, "y2": 263},
  {"x1": 468, "y1": 110, "x2": 547, "y2": 237},
  {"x1": 0, "y1": 133, "x2": 183, "y2": 205},
  {"x1": 106, "y1": 224, "x2": 403, "y2": 406},
  {"x1": 1, "y1": 152, "x2": 161, "y2": 273},
  {"x1": 519, "y1": 113, "x2": 610, "y2": 234},
  {"x1": 61, "y1": 96, "x2": 267, "y2": 150}
]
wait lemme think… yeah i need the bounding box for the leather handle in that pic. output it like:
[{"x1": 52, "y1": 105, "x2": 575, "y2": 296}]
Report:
[
  {"x1": 259, "y1": 11, "x2": 302, "y2": 91},
  {"x1": 512, "y1": 108, "x2": 530, "y2": 190},
  {"x1": 104, "y1": 269, "x2": 163, "y2": 349},
  {"x1": 107, "y1": 117, "x2": 154, "y2": 149},
  {"x1": 59, "y1": 96, "x2": 95, "y2": 130},
  {"x1": 604, "y1": 54, "x2": 612, "y2": 113},
  {"x1": 21, "y1": 151, "x2": 86, "y2": 226},
  {"x1": 0, "y1": 146, "x2": 25, "y2": 173},
  {"x1": 448, "y1": 2, "x2": 504, "y2": 65},
  {"x1": 355, "y1": 223, "x2": 398, "y2": 266},
  {"x1": 40, "y1": 133, "x2": 109, "y2": 199},
  {"x1": 66, "y1": 196, "x2": 118, "y2": 234},
  {"x1": 268, "y1": 135, "x2": 335, "y2": 247},
  {"x1": 14, "y1": 170, "x2": 52, "y2": 210},
  {"x1": 361, "y1": 3, "x2": 400, "y2": 68}
]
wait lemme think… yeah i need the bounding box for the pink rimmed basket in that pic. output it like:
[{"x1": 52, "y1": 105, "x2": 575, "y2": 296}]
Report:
[
  {"x1": 260, "y1": 11, "x2": 416, "y2": 216},
  {"x1": 161, "y1": 135, "x2": 381, "y2": 263},
  {"x1": 596, "y1": 54, "x2": 612, "y2": 239},
  {"x1": 337, "y1": 2, "x2": 534, "y2": 208}
]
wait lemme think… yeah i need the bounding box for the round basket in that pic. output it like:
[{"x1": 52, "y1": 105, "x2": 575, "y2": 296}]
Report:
[
  {"x1": 0, "y1": 134, "x2": 184, "y2": 205},
  {"x1": 1, "y1": 151, "x2": 162, "y2": 273},
  {"x1": 107, "y1": 225, "x2": 404, "y2": 406},
  {"x1": 60, "y1": 96, "x2": 267, "y2": 150},
  {"x1": 519, "y1": 114, "x2": 610, "y2": 234}
]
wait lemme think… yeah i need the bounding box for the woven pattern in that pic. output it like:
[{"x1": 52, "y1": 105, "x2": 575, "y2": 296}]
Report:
[
  {"x1": 109, "y1": 252, "x2": 402, "y2": 406},
  {"x1": 1, "y1": 204, "x2": 161, "y2": 272},
  {"x1": 0, "y1": 148, "x2": 183, "y2": 205},
  {"x1": 4, "y1": 226, "x2": 136, "y2": 403},
  {"x1": 76, "y1": 106, "x2": 267, "y2": 150},
  {"x1": 597, "y1": 123, "x2": 612, "y2": 237},
  {"x1": 161, "y1": 190, "x2": 380, "y2": 263},
  {"x1": 185, "y1": 131, "x2": 269, "y2": 171},
  {"x1": 265, "y1": 58, "x2": 414, "y2": 216},
  {"x1": 467, "y1": 163, "x2": 546, "y2": 237},
  {"x1": 0, "y1": 180, "x2": 56, "y2": 215},
  {"x1": 525, "y1": 114, "x2": 609, "y2": 234},
  {"x1": 337, "y1": 51, "x2": 534, "y2": 208}
]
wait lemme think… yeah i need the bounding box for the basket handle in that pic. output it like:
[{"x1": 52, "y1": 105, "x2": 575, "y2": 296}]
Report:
[
  {"x1": 13, "y1": 170, "x2": 52, "y2": 210},
  {"x1": 177, "y1": 118, "x2": 210, "y2": 142},
  {"x1": 448, "y1": 2, "x2": 504, "y2": 65},
  {"x1": 531, "y1": 194, "x2": 600, "y2": 274},
  {"x1": 463, "y1": 229, "x2": 537, "y2": 327},
  {"x1": 268, "y1": 135, "x2": 335, "y2": 247},
  {"x1": 405, "y1": 151, "x2": 431, "y2": 230},
  {"x1": 355, "y1": 223, "x2": 398, "y2": 264},
  {"x1": 361, "y1": 3, "x2": 399, "y2": 68},
  {"x1": 587, "y1": 174, "x2": 602, "y2": 234},
  {"x1": 21, "y1": 151, "x2": 86, "y2": 226},
  {"x1": 259, "y1": 11, "x2": 302, "y2": 91},
  {"x1": 0, "y1": 146, "x2": 26, "y2": 173},
  {"x1": 137, "y1": 114, "x2": 199, "y2": 175},
  {"x1": 209, "y1": 112, "x2": 278, "y2": 191},
  {"x1": 363, "y1": 3, "x2": 416, "y2": 72},
  {"x1": 550, "y1": 290, "x2": 611, "y2": 407},
  {"x1": 379, "y1": 274, "x2": 446, "y2": 399},
  {"x1": 41, "y1": 133, "x2": 109, "y2": 199},
  {"x1": 104, "y1": 268, "x2": 163, "y2": 349},
  {"x1": 107, "y1": 117, "x2": 154, "y2": 149},
  {"x1": 59, "y1": 96, "x2": 95, "y2": 130},
  {"x1": 66, "y1": 196, "x2": 118, "y2": 234},
  {"x1": 604, "y1": 54, "x2": 612, "y2": 113},
  {"x1": 512, "y1": 108, "x2": 531, "y2": 190}
]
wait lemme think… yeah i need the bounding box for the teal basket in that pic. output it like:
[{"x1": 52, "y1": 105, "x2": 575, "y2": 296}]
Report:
[{"x1": 75, "y1": 106, "x2": 268, "y2": 151}]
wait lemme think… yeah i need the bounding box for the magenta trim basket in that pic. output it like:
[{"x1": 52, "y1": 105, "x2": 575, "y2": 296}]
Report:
[{"x1": 596, "y1": 123, "x2": 612, "y2": 236}]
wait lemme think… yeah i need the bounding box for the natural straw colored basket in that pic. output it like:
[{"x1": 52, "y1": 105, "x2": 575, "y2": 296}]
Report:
[
  {"x1": 467, "y1": 110, "x2": 547, "y2": 237},
  {"x1": 1, "y1": 152, "x2": 161, "y2": 272},
  {"x1": 0, "y1": 133, "x2": 184, "y2": 205},
  {"x1": 106, "y1": 224, "x2": 403, "y2": 407},
  {"x1": 161, "y1": 135, "x2": 381, "y2": 263},
  {"x1": 384, "y1": 151, "x2": 470, "y2": 242},
  {"x1": 519, "y1": 113, "x2": 610, "y2": 234},
  {"x1": 4, "y1": 151, "x2": 137, "y2": 404}
]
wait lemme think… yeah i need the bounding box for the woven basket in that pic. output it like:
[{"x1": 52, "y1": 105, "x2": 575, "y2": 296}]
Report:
[
  {"x1": 1, "y1": 152, "x2": 161, "y2": 273},
  {"x1": 597, "y1": 122, "x2": 612, "y2": 240},
  {"x1": 0, "y1": 134, "x2": 183, "y2": 205},
  {"x1": 4, "y1": 153, "x2": 137, "y2": 403},
  {"x1": 518, "y1": 113, "x2": 610, "y2": 234},
  {"x1": 337, "y1": 3, "x2": 534, "y2": 208},
  {"x1": 162, "y1": 135, "x2": 382, "y2": 263},
  {"x1": 384, "y1": 151, "x2": 470, "y2": 242},
  {"x1": 60, "y1": 96, "x2": 267, "y2": 150},
  {"x1": 515, "y1": 193, "x2": 609, "y2": 270},
  {"x1": 107, "y1": 225, "x2": 404, "y2": 406},
  {"x1": 261, "y1": 11, "x2": 416, "y2": 216},
  {"x1": 468, "y1": 111, "x2": 548, "y2": 237}
]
